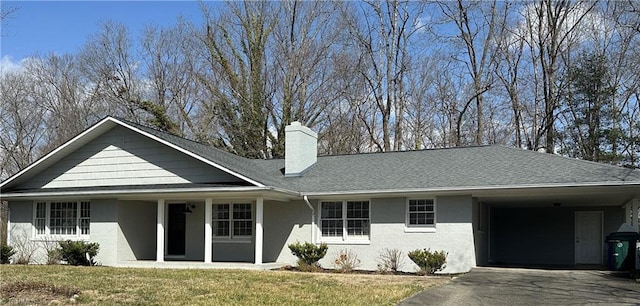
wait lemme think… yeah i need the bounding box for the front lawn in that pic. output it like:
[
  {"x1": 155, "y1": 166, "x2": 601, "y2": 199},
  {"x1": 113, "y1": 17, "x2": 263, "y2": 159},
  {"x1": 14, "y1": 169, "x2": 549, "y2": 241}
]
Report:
[{"x1": 0, "y1": 265, "x2": 449, "y2": 305}]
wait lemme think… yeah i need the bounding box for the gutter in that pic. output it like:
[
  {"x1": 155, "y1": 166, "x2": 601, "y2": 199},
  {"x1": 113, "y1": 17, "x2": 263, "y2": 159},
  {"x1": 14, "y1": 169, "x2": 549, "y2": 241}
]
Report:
[
  {"x1": 303, "y1": 195, "x2": 315, "y2": 244},
  {"x1": 300, "y1": 181, "x2": 640, "y2": 197},
  {"x1": 1, "y1": 186, "x2": 301, "y2": 199}
]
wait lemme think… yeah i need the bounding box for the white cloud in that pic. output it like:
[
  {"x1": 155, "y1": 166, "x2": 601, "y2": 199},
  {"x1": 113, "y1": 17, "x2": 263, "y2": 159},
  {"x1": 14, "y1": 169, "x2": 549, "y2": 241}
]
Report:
[
  {"x1": 0, "y1": 55, "x2": 27, "y2": 75},
  {"x1": 509, "y1": 2, "x2": 609, "y2": 50}
]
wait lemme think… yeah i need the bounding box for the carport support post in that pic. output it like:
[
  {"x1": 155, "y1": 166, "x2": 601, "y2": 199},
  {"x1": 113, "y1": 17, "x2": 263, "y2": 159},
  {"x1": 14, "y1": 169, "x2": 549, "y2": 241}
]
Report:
[
  {"x1": 156, "y1": 199, "x2": 165, "y2": 263},
  {"x1": 632, "y1": 199, "x2": 640, "y2": 231},
  {"x1": 255, "y1": 197, "x2": 263, "y2": 265},
  {"x1": 204, "y1": 198, "x2": 212, "y2": 263}
]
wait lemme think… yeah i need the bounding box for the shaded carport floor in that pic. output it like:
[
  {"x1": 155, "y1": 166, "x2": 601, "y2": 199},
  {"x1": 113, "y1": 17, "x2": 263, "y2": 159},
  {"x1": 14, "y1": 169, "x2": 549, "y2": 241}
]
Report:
[{"x1": 400, "y1": 267, "x2": 640, "y2": 305}]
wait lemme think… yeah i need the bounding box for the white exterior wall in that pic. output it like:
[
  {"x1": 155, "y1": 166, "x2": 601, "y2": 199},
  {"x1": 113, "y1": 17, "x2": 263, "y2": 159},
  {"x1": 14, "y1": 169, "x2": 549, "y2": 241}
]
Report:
[
  {"x1": 117, "y1": 200, "x2": 157, "y2": 261},
  {"x1": 263, "y1": 200, "x2": 313, "y2": 264},
  {"x1": 7, "y1": 201, "x2": 48, "y2": 264},
  {"x1": 6, "y1": 200, "x2": 121, "y2": 266},
  {"x1": 16, "y1": 126, "x2": 242, "y2": 189},
  {"x1": 90, "y1": 199, "x2": 119, "y2": 266},
  {"x1": 265, "y1": 195, "x2": 476, "y2": 274}
]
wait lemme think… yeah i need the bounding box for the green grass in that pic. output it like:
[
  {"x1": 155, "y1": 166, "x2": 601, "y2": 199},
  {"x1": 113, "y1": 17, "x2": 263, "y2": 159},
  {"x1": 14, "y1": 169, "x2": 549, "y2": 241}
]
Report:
[{"x1": 0, "y1": 265, "x2": 449, "y2": 305}]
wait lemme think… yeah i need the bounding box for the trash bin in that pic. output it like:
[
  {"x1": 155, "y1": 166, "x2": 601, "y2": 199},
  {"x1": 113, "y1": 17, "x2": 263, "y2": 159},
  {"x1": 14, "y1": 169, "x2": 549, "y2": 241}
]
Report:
[{"x1": 606, "y1": 232, "x2": 640, "y2": 271}]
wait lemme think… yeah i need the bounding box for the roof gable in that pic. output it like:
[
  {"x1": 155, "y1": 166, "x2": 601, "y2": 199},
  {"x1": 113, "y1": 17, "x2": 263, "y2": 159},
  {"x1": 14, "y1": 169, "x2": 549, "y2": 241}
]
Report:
[
  {"x1": 0, "y1": 117, "x2": 266, "y2": 191},
  {"x1": 12, "y1": 125, "x2": 246, "y2": 190}
]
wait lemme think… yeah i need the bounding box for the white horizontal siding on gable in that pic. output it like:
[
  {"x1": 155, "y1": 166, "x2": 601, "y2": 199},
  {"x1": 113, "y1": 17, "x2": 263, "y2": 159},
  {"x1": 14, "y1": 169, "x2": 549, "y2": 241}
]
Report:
[{"x1": 18, "y1": 126, "x2": 243, "y2": 189}]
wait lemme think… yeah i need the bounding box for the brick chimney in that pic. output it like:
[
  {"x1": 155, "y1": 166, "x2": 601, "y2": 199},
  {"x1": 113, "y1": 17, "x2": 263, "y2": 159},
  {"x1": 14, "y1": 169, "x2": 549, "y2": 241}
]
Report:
[{"x1": 285, "y1": 122, "x2": 317, "y2": 177}]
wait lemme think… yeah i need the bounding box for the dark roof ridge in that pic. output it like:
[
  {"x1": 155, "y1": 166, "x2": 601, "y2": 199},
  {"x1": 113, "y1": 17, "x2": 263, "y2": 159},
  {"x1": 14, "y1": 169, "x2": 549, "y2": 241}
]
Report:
[{"x1": 315, "y1": 144, "x2": 495, "y2": 159}]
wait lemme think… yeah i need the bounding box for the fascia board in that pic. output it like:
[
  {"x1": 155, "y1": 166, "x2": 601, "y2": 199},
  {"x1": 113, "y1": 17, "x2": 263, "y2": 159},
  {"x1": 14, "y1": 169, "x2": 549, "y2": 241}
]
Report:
[
  {"x1": 301, "y1": 181, "x2": 640, "y2": 198},
  {"x1": 0, "y1": 186, "x2": 300, "y2": 199}
]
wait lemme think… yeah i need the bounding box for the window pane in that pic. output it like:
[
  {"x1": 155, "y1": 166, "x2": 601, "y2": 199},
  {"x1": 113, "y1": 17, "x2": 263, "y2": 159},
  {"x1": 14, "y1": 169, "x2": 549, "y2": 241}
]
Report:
[
  {"x1": 233, "y1": 203, "x2": 252, "y2": 220},
  {"x1": 233, "y1": 220, "x2": 252, "y2": 236},
  {"x1": 213, "y1": 204, "x2": 230, "y2": 220},
  {"x1": 214, "y1": 220, "x2": 230, "y2": 236},
  {"x1": 347, "y1": 220, "x2": 370, "y2": 236},
  {"x1": 213, "y1": 204, "x2": 230, "y2": 237},
  {"x1": 35, "y1": 202, "x2": 47, "y2": 235},
  {"x1": 346, "y1": 201, "x2": 369, "y2": 237},
  {"x1": 321, "y1": 202, "x2": 342, "y2": 219},
  {"x1": 408, "y1": 199, "x2": 435, "y2": 225},
  {"x1": 50, "y1": 202, "x2": 77, "y2": 235},
  {"x1": 347, "y1": 201, "x2": 369, "y2": 218},
  {"x1": 80, "y1": 201, "x2": 90, "y2": 235},
  {"x1": 321, "y1": 220, "x2": 343, "y2": 237}
]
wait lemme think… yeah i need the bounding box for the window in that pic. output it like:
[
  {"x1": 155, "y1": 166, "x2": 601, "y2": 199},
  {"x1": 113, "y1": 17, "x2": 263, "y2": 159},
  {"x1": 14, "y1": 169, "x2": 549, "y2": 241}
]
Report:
[
  {"x1": 34, "y1": 202, "x2": 46, "y2": 235},
  {"x1": 406, "y1": 199, "x2": 435, "y2": 229},
  {"x1": 212, "y1": 203, "x2": 253, "y2": 239},
  {"x1": 33, "y1": 201, "x2": 90, "y2": 238},
  {"x1": 320, "y1": 200, "x2": 370, "y2": 241}
]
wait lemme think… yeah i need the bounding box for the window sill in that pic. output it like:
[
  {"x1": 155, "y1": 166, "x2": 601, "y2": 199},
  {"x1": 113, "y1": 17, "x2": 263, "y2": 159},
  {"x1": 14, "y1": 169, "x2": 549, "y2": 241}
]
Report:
[
  {"x1": 212, "y1": 238, "x2": 252, "y2": 244},
  {"x1": 31, "y1": 236, "x2": 90, "y2": 242},
  {"x1": 404, "y1": 226, "x2": 436, "y2": 233},
  {"x1": 318, "y1": 239, "x2": 370, "y2": 245}
]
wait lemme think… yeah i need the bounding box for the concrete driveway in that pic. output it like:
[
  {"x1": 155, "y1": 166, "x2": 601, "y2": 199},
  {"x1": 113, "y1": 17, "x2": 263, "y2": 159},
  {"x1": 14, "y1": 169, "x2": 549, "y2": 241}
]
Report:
[{"x1": 400, "y1": 267, "x2": 640, "y2": 305}]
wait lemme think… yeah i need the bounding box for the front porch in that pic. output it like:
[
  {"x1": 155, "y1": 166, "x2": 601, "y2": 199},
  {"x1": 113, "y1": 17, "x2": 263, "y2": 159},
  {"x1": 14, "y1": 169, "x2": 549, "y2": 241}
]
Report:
[{"x1": 153, "y1": 197, "x2": 267, "y2": 265}]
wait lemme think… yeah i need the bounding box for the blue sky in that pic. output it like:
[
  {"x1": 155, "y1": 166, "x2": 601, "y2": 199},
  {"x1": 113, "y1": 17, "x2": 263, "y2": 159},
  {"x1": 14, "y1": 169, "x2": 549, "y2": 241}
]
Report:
[{"x1": 1, "y1": 1, "x2": 206, "y2": 63}]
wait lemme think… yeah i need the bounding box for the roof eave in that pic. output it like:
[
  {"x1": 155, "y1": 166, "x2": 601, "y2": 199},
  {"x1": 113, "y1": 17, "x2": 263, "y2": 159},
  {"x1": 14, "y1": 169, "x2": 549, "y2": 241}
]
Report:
[
  {"x1": 301, "y1": 181, "x2": 640, "y2": 198},
  {"x1": 0, "y1": 186, "x2": 300, "y2": 199}
]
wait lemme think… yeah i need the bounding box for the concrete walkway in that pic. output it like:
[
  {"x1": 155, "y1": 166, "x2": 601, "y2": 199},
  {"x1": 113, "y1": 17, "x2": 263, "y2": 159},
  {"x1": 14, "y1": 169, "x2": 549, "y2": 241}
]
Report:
[
  {"x1": 401, "y1": 267, "x2": 640, "y2": 305},
  {"x1": 113, "y1": 260, "x2": 284, "y2": 270}
]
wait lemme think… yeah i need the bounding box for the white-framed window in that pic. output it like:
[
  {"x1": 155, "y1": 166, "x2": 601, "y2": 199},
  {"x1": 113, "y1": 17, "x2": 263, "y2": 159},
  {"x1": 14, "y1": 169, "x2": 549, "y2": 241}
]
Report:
[
  {"x1": 33, "y1": 201, "x2": 90, "y2": 238},
  {"x1": 319, "y1": 200, "x2": 370, "y2": 242},
  {"x1": 212, "y1": 203, "x2": 253, "y2": 239},
  {"x1": 405, "y1": 198, "x2": 436, "y2": 232}
]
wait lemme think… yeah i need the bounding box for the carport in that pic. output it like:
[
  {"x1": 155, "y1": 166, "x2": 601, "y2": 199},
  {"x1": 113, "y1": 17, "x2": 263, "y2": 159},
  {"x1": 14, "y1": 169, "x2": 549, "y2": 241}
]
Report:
[{"x1": 473, "y1": 185, "x2": 640, "y2": 268}]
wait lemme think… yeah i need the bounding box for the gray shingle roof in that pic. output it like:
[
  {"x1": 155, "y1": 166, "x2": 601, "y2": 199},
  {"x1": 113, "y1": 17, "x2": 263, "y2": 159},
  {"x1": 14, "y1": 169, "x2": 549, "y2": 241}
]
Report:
[
  {"x1": 257, "y1": 146, "x2": 640, "y2": 193},
  {"x1": 115, "y1": 119, "x2": 640, "y2": 194}
]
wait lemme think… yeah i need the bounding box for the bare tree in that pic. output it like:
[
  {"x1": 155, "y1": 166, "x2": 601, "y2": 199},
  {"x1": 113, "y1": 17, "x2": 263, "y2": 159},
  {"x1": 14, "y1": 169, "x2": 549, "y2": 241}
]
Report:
[
  {"x1": 0, "y1": 71, "x2": 47, "y2": 179},
  {"x1": 267, "y1": 0, "x2": 343, "y2": 157},
  {"x1": 197, "y1": 1, "x2": 275, "y2": 158},
  {"x1": 140, "y1": 20, "x2": 203, "y2": 137},
  {"x1": 342, "y1": 0, "x2": 423, "y2": 151},
  {"x1": 434, "y1": 0, "x2": 504, "y2": 146},
  {"x1": 78, "y1": 22, "x2": 148, "y2": 125},
  {"x1": 520, "y1": 0, "x2": 597, "y2": 152}
]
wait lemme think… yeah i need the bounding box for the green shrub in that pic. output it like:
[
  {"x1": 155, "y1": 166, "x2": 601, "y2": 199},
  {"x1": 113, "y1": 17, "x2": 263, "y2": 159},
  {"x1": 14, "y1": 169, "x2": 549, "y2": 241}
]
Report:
[
  {"x1": 407, "y1": 248, "x2": 447, "y2": 275},
  {"x1": 288, "y1": 241, "x2": 328, "y2": 270},
  {"x1": 0, "y1": 244, "x2": 15, "y2": 264},
  {"x1": 57, "y1": 240, "x2": 99, "y2": 266}
]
